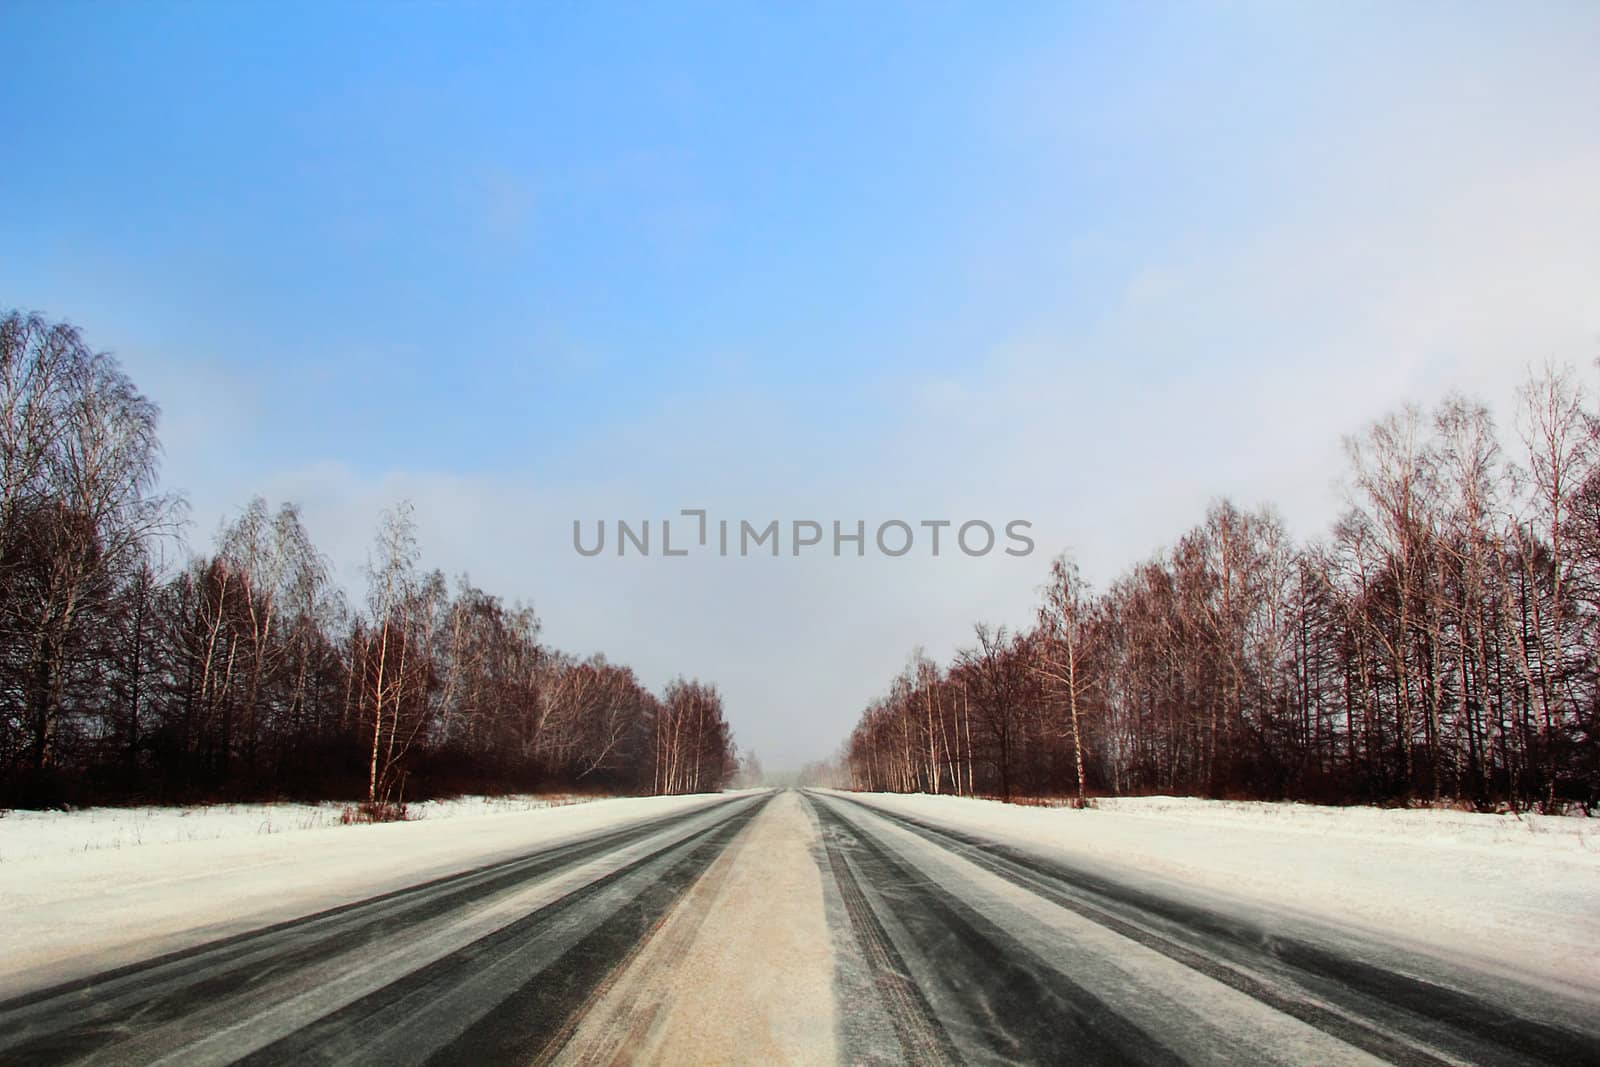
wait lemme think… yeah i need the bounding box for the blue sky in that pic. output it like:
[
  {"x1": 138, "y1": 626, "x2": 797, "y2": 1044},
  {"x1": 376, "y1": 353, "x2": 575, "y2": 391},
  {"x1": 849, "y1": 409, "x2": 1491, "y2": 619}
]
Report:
[{"x1": 4, "y1": 3, "x2": 1598, "y2": 767}]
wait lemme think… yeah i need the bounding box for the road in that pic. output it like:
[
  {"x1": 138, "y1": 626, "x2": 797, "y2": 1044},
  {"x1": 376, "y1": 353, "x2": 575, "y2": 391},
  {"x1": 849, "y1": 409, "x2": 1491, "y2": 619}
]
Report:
[{"x1": 0, "y1": 789, "x2": 1595, "y2": 1065}]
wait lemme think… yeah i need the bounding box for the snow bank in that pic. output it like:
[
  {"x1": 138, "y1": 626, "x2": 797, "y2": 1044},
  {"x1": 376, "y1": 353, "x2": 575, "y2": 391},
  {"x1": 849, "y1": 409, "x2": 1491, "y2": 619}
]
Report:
[
  {"x1": 832, "y1": 791, "x2": 1600, "y2": 997},
  {"x1": 1093, "y1": 794, "x2": 1600, "y2": 855},
  {"x1": 0, "y1": 794, "x2": 599, "y2": 864}
]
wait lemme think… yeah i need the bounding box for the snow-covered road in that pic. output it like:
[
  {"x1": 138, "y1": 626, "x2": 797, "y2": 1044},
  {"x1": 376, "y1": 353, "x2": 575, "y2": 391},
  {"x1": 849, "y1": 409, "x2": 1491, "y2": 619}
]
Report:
[
  {"x1": 810, "y1": 791, "x2": 1599, "y2": 1065},
  {"x1": 1, "y1": 789, "x2": 1596, "y2": 1064},
  {"x1": 0, "y1": 793, "x2": 775, "y2": 1064}
]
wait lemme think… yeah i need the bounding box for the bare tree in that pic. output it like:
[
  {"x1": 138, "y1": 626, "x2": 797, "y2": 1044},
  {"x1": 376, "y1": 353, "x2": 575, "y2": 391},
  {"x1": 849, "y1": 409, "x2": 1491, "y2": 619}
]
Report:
[
  {"x1": 363, "y1": 502, "x2": 419, "y2": 808},
  {"x1": 1037, "y1": 553, "x2": 1094, "y2": 806}
]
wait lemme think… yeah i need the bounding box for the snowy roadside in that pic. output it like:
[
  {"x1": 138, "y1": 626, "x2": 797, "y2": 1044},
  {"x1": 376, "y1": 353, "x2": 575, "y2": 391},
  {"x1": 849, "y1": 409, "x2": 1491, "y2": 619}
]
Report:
[
  {"x1": 0, "y1": 792, "x2": 749, "y2": 999},
  {"x1": 0, "y1": 793, "x2": 603, "y2": 864},
  {"x1": 828, "y1": 791, "x2": 1600, "y2": 998},
  {"x1": 1089, "y1": 794, "x2": 1600, "y2": 854}
]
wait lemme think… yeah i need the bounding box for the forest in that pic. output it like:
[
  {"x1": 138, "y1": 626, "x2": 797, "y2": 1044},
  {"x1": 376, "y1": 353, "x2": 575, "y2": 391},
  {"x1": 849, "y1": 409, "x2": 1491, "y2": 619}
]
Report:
[
  {"x1": 843, "y1": 365, "x2": 1600, "y2": 813},
  {"x1": 0, "y1": 311, "x2": 738, "y2": 810}
]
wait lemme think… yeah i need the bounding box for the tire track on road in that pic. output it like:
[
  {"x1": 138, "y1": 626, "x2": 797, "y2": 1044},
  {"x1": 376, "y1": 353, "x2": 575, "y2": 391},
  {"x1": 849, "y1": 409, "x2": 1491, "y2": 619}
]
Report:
[
  {"x1": 0, "y1": 793, "x2": 769, "y2": 1066},
  {"x1": 828, "y1": 792, "x2": 1600, "y2": 1067},
  {"x1": 551, "y1": 801, "x2": 754, "y2": 1067},
  {"x1": 809, "y1": 793, "x2": 1181, "y2": 1067},
  {"x1": 555, "y1": 788, "x2": 839, "y2": 1067},
  {"x1": 813, "y1": 798, "x2": 959, "y2": 1067},
  {"x1": 242, "y1": 794, "x2": 770, "y2": 1065}
]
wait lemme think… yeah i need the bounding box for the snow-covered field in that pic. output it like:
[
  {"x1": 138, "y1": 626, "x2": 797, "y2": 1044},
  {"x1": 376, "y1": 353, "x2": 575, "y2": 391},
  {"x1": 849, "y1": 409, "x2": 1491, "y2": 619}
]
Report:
[
  {"x1": 0, "y1": 791, "x2": 744, "y2": 998},
  {"x1": 834, "y1": 791, "x2": 1600, "y2": 998},
  {"x1": 0, "y1": 794, "x2": 599, "y2": 864},
  {"x1": 1091, "y1": 794, "x2": 1600, "y2": 854}
]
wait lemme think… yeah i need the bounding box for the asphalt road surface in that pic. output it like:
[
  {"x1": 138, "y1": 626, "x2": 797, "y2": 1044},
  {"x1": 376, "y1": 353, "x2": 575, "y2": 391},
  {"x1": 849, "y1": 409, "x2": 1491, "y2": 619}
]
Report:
[{"x1": 1, "y1": 789, "x2": 1595, "y2": 1066}]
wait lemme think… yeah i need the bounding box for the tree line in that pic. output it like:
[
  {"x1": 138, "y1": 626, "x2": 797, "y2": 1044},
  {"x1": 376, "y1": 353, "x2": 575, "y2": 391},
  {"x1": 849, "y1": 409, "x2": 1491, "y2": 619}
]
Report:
[
  {"x1": 0, "y1": 311, "x2": 737, "y2": 809},
  {"x1": 844, "y1": 364, "x2": 1600, "y2": 813}
]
